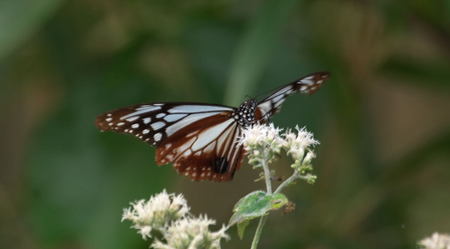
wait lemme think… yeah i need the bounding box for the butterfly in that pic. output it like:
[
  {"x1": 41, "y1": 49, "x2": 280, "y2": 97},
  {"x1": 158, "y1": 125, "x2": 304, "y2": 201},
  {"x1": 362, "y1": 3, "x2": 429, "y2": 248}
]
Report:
[{"x1": 96, "y1": 72, "x2": 329, "y2": 182}]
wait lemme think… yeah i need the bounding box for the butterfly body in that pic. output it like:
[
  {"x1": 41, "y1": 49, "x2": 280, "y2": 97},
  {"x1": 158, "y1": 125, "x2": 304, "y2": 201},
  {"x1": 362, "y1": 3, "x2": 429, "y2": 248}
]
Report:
[
  {"x1": 233, "y1": 99, "x2": 259, "y2": 127},
  {"x1": 96, "y1": 72, "x2": 329, "y2": 181}
]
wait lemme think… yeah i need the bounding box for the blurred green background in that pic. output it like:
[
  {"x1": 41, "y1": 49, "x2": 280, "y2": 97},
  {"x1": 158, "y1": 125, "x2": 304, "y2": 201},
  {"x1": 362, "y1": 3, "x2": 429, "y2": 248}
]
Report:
[{"x1": 1, "y1": 0, "x2": 449, "y2": 248}]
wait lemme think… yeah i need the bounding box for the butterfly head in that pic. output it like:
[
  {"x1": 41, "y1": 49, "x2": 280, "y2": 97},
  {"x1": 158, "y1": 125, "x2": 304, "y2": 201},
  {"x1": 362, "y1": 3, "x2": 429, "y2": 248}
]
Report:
[{"x1": 233, "y1": 99, "x2": 257, "y2": 127}]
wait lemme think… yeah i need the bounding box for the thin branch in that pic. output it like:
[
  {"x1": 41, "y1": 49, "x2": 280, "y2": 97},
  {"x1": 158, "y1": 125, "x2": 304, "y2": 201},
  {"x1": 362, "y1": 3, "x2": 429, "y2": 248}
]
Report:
[
  {"x1": 261, "y1": 156, "x2": 273, "y2": 194},
  {"x1": 250, "y1": 151, "x2": 273, "y2": 249},
  {"x1": 274, "y1": 172, "x2": 298, "y2": 194},
  {"x1": 250, "y1": 216, "x2": 268, "y2": 249},
  {"x1": 274, "y1": 172, "x2": 310, "y2": 194}
]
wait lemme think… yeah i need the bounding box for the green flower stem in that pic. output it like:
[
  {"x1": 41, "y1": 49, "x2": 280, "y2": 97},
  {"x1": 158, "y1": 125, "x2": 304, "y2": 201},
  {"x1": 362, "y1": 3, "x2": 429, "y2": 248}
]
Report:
[
  {"x1": 250, "y1": 216, "x2": 268, "y2": 249},
  {"x1": 274, "y1": 170, "x2": 311, "y2": 194},
  {"x1": 261, "y1": 156, "x2": 273, "y2": 194},
  {"x1": 250, "y1": 152, "x2": 273, "y2": 249},
  {"x1": 250, "y1": 167, "x2": 306, "y2": 249},
  {"x1": 274, "y1": 171, "x2": 298, "y2": 194}
]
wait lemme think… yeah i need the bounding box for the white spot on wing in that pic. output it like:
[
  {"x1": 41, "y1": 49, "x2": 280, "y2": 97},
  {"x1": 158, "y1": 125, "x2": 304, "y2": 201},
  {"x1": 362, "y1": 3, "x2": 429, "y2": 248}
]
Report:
[
  {"x1": 168, "y1": 105, "x2": 232, "y2": 113},
  {"x1": 257, "y1": 102, "x2": 271, "y2": 116},
  {"x1": 156, "y1": 113, "x2": 166, "y2": 118},
  {"x1": 217, "y1": 124, "x2": 234, "y2": 151},
  {"x1": 131, "y1": 123, "x2": 139, "y2": 129},
  {"x1": 274, "y1": 99, "x2": 285, "y2": 108},
  {"x1": 126, "y1": 116, "x2": 139, "y2": 122},
  {"x1": 176, "y1": 137, "x2": 196, "y2": 153},
  {"x1": 154, "y1": 133, "x2": 162, "y2": 142},
  {"x1": 142, "y1": 129, "x2": 150, "y2": 134},
  {"x1": 151, "y1": 121, "x2": 165, "y2": 130},
  {"x1": 277, "y1": 86, "x2": 293, "y2": 95},
  {"x1": 273, "y1": 94, "x2": 285, "y2": 103},
  {"x1": 163, "y1": 114, "x2": 188, "y2": 122},
  {"x1": 143, "y1": 118, "x2": 151, "y2": 124},
  {"x1": 135, "y1": 105, "x2": 160, "y2": 111},
  {"x1": 300, "y1": 79, "x2": 314, "y2": 85},
  {"x1": 121, "y1": 106, "x2": 161, "y2": 120}
]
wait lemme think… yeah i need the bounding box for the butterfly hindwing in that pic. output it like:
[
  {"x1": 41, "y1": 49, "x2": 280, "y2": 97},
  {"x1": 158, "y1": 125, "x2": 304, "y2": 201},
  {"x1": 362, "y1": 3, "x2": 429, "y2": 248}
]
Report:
[{"x1": 156, "y1": 113, "x2": 245, "y2": 181}]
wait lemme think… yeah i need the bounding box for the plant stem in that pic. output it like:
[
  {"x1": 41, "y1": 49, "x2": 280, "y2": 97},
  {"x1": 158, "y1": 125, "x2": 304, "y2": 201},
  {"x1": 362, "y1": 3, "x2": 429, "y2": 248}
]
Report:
[
  {"x1": 251, "y1": 168, "x2": 306, "y2": 248},
  {"x1": 274, "y1": 171, "x2": 312, "y2": 194},
  {"x1": 250, "y1": 152, "x2": 273, "y2": 249},
  {"x1": 274, "y1": 171, "x2": 299, "y2": 194},
  {"x1": 261, "y1": 154, "x2": 272, "y2": 194},
  {"x1": 250, "y1": 216, "x2": 268, "y2": 249}
]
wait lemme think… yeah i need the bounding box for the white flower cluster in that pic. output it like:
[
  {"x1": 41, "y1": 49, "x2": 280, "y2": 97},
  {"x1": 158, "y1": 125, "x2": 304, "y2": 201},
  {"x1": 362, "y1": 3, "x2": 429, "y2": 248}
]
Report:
[
  {"x1": 122, "y1": 190, "x2": 189, "y2": 239},
  {"x1": 240, "y1": 124, "x2": 284, "y2": 151},
  {"x1": 419, "y1": 232, "x2": 450, "y2": 249},
  {"x1": 153, "y1": 216, "x2": 228, "y2": 249},
  {"x1": 284, "y1": 126, "x2": 319, "y2": 163},
  {"x1": 122, "y1": 190, "x2": 228, "y2": 249},
  {"x1": 239, "y1": 124, "x2": 284, "y2": 165},
  {"x1": 240, "y1": 124, "x2": 319, "y2": 183}
]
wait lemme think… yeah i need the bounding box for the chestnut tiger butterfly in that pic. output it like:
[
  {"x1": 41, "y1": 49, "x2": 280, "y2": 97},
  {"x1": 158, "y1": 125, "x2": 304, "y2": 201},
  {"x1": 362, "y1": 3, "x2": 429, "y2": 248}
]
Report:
[{"x1": 96, "y1": 72, "x2": 329, "y2": 182}]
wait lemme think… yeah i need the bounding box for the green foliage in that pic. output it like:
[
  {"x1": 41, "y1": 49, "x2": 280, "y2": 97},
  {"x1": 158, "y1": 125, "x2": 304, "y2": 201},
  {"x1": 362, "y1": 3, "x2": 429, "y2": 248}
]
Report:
[{"x1": 229, "y1": 191, "x2": 287, "y2": 238}]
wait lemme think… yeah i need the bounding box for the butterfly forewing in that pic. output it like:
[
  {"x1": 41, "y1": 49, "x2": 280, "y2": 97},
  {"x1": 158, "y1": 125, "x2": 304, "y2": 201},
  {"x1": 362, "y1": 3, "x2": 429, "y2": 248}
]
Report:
[
  {"x1": 96, "y1": 103, "x2": 234, "y2": 145},
  {"x1": 256, "y1": 72, "x2": 329, "y2": 121}
]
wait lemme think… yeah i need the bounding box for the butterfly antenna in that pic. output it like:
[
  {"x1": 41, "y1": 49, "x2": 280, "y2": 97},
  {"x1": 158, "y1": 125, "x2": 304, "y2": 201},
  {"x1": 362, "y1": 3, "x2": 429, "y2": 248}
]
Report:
[{"x1": 243, "y1": 94, "x2": 257, "y2": 102}]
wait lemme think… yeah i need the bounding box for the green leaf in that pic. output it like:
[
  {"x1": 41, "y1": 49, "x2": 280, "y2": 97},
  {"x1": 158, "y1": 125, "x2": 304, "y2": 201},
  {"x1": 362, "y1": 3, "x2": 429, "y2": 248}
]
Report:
[
  {"x1": 237, "y1": 220, "x2": 249, "y2": 239},
  {"x1": 229, "y1": 191, "x2": 288, "y2": 228},
  {"x1": 271, "y1": 194, "x2": 289, "y2": 209}
]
